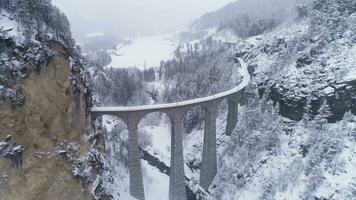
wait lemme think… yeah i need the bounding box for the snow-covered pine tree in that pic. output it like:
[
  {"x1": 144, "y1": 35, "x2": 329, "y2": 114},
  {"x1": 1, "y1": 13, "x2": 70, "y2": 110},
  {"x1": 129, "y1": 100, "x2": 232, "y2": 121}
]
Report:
[
  {"x1": 302, "y1": 96, "x2": 313, "y2": 127},
  {"x1": 314, "y1": 99, "x2": 332, "y2": 130}
]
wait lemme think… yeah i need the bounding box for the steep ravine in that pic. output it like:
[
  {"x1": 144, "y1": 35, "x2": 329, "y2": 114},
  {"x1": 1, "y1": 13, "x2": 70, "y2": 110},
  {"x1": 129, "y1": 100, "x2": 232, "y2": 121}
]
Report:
[
  {"x1": 140, "y1": 147, "x2": 203, "y2": 200},
  {"x1": 0, "y1": 42, "x2": 92, "y2": 200}
]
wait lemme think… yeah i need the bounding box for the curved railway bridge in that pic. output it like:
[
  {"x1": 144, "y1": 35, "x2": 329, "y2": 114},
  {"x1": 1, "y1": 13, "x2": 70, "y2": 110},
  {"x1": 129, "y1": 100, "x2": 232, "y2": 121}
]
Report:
[{"x1": 91, "y1": 58, "x2": 250, "y2": 200}]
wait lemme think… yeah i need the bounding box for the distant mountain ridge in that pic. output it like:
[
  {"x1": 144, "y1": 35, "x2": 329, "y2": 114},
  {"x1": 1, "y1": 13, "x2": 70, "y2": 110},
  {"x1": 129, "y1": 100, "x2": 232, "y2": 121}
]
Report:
[
  {"x1": 192, "y1": 0, "x2": 297, "y2": 30},
  {"x1": 179, "y1": 0, "x2": 298, "y2": 42}
]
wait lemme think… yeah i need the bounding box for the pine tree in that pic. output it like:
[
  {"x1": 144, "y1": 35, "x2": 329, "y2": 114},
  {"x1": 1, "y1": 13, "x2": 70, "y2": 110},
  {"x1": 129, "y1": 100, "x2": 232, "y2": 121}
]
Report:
[
  {"x1": 314, "y1": 99, "x2": 332, "y2": 130},
  {"x1": 302, "y1": 97, "x2": 313, "y2": 125}
]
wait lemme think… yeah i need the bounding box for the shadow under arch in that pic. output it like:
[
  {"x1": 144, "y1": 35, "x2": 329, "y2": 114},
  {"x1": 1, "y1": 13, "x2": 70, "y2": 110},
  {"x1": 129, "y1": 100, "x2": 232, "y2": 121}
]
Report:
[
  {"x1": 215, "y1": 98, "x2": 229, "y2": 135},
  {"x1": 181, "y1": 105, "x2": 206, "y2": 134},
  {"x1": 98, "y1": 114, "x2": 129, "y2": 131},
  {"x1": 92, "y1": 114, "x2": 129, "y2": 146}
]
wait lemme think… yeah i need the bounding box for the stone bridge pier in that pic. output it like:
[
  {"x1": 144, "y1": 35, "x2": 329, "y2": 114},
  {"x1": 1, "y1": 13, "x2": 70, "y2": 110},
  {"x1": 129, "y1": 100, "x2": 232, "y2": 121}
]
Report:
[
  {"x1": 90, "y1": 58, "x2": 250, "y2": 200},
  {"x1": 226, "y1": 93, "x2": 240, "y2": 136},
  {"x1": 127, "y1": 113, "x2": 146, "y2": 200},
  {"x1": 200, "y1": 100, "x2": 219, "y2": 190},
  {"x1": 168, "y1": 111, "x2": 186, "y2": 200}
]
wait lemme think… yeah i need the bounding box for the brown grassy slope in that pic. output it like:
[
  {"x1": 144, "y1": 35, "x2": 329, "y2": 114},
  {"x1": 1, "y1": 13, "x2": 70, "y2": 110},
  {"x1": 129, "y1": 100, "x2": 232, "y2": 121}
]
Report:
[{"x1": 0, "y1": 42, "x2": 92, "y2": 200}]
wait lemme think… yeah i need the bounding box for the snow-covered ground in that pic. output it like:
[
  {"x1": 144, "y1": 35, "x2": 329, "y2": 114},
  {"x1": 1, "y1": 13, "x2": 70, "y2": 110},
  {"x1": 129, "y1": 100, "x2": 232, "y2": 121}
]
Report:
[
  {"x1": 343, "y1": 45, "x2": 356, "y2": 82},
  {"x1": 142, "y1": 161, "x2": 170, "y2": 200},
  {"x1": 0, "y1": 12, "x2": 25, "y2": 43},
  {"x1": 106, "y1": 33, "x2": 178, "y2": 69}
]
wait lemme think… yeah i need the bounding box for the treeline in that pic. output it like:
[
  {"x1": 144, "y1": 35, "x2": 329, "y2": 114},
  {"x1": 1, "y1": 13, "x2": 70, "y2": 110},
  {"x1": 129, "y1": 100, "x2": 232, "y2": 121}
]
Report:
[
  {"x1": 219, "y1": 14, "x2": 278, "y2": 39},
  {"x1": 84, "y1": 50, "x2": 112, "y2": 69},
  {"x1": 0, "y1": 0, "x2": 75, "y2": 52},
  {"x1": 93, "y1": 66, "x2": 157, "y2": 106},
  {"x1": 159, "y1": 37, "x2": 239, "y2": 103}
]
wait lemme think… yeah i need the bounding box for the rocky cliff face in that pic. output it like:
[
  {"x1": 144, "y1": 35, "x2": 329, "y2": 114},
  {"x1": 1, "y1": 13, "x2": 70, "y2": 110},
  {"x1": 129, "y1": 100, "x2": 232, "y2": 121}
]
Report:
[
  {"x1": 0, "y1": 42, "x2": 93, "y2": 200},
  {"x1": 0, "y1": 1, "x2": 96, "y2": 199}
]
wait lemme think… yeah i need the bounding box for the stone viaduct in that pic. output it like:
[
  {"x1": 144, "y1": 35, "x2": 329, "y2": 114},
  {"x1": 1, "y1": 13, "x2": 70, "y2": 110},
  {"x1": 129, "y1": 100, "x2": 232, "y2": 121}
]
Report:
[{"x1": 91, "y1": 58, "x2": 250, "y2": 200}]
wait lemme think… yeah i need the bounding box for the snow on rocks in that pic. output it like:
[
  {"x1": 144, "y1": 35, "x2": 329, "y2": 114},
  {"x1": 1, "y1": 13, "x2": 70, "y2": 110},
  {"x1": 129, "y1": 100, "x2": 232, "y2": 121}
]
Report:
[
  {"x1": 52, "y1": 140, "x2": 80, "y2": 162},
  {"x1": 0, "y1": 26, "x2": 54, "y2": 106},
  {"x1": 323, "y1": 86, "x2": 335, "y2": 95},
  {"x1": 0, "y1": 134, "x2": 24, "y2": 168}
]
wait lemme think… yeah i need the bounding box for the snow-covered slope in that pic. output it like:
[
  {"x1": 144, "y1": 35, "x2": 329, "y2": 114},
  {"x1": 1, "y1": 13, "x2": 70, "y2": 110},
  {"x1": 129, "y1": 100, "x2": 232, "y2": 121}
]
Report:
[
  {"x1": 206, "y1": 0, "x2": 356, "y2": 199},
  {"x1": 209, "y1": 99, "x2": 356, "y2": 200},
  {"x1": 179, "y1": 0, "x2": 298, "y2": 43}
]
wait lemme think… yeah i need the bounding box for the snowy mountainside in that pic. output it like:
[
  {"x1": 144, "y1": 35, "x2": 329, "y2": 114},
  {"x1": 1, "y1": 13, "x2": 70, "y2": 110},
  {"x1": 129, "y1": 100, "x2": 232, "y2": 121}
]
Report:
[
  {"x1": 207, "y1": 0, "x2": 356, "y2": 199},
  {"x1": 236, "y1": 0, "x2": 356, "y2": 121},
  {"x1": 192, "y1": 0, "x2": 297, "y2": 30},
  {"x1": 210, "y1": 95, "x2": 356, "y2": 200}
]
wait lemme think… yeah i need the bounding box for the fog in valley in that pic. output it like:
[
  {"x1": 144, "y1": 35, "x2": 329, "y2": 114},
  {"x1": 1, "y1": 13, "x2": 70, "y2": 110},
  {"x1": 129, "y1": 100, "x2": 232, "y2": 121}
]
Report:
[{"x1": 52, "y1": 0, "x2": 235, "y2": 40}]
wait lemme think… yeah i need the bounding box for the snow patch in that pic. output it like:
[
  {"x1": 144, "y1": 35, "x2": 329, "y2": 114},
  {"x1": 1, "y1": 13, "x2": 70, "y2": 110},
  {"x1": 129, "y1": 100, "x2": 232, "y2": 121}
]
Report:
[
  {"x1": 142, "y1": 161, "x2": 170, "y2": 200},
  {"x1": 106, "y1": 33, "x2": 178, "y2": 69}
]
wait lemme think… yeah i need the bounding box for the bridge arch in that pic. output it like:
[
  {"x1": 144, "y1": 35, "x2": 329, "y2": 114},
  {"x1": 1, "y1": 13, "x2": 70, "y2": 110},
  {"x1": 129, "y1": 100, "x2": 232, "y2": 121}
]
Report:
[
  {"x1": 136, "y1": 112, "x2": 173, "y2": 199},
  {"x1": 137, "y1": 112, "x2": 173, "y2": 155},
  {"x1": 136, "y1": 110, "x2": 175, "y2": 127}
]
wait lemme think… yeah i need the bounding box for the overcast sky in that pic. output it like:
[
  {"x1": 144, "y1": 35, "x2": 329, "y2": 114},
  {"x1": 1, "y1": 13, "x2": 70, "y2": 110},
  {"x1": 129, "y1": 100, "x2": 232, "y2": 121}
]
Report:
[{"x1": 52, "y1": 0, "x2": 235, "y2": 40}]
